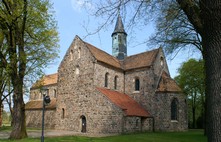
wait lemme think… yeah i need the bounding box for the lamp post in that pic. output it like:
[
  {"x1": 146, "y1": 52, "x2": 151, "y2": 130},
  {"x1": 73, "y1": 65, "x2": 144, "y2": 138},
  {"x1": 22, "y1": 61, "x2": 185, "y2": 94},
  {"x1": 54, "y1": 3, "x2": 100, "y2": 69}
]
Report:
[{"x1": 41, "y1": 87, "x2": 50, "y2": 142}]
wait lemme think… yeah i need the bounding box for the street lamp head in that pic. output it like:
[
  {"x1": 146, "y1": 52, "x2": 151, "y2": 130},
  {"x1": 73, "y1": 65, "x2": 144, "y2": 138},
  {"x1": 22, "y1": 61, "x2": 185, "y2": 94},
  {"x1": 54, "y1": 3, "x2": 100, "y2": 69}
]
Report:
[
  {"x1": 44, "y1": 96, "x2": 51, "y2": 105},
  {"x1": 40, "y1": 86, "x2": 48, "y2": 96}
]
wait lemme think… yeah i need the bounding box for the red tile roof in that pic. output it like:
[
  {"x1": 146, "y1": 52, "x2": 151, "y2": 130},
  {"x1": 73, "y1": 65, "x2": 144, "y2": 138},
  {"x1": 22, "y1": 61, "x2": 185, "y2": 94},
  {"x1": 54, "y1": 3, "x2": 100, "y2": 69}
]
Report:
[
  {"x1": 122, "y1": 49, "x2": 159, "y2": 70},
  {"x1": 97, "y1": 87, "x2": 151, "y2": 117},
  {"x1": 84, "y1": 40, "x2": 159, "y2": 70},
  {"x1": 25, "y1": 98, "x2": 57, "y2": 110},
  {"x1": 31, "y1": 73, "x2": 58, "y2": 89},
  {"x1": 85, "y1": 42, "x2": 122, "y2": 69},
  {"x1": 157, "y1": 71, "x2": 182, "y2": 92}
]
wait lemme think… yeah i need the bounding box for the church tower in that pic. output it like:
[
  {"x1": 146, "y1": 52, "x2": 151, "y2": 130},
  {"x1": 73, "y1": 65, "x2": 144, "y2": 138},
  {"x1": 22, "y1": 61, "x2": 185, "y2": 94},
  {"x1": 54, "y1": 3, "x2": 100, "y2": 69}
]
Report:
[{"x1": 112, "y1": 14, "x2": 127, "y2": 60}]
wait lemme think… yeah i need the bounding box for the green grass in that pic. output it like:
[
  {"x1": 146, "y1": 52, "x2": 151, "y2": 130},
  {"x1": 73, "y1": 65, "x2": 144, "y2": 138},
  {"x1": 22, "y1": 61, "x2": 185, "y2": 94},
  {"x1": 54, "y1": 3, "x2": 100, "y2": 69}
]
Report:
[{"x1": 0, "y1": 130, "x2": 207, "y2": 142}]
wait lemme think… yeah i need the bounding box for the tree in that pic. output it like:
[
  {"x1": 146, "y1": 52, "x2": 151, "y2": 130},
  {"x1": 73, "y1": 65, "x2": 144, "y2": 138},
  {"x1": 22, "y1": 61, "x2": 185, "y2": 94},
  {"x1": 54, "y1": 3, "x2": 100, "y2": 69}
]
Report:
[
  {"x1": 86, "y1": 0, "x2": 221, "y2": 141},
  {"x1": 0, "y1": 0, "x2": 59, "y2": 139},
  {"x1": 175, "y1": 59, "x2": 205, "y2": 129}
]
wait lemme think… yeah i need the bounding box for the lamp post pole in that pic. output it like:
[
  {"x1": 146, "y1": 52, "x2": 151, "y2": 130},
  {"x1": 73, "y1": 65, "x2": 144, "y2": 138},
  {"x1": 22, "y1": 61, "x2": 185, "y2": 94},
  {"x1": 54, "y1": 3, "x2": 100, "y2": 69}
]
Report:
[
  {"x1": 41, "y1": 87, "x2": 50, "y2": 142},
  {"x1": 41, "y1": 94, "x2": 46, "y2": 142}
]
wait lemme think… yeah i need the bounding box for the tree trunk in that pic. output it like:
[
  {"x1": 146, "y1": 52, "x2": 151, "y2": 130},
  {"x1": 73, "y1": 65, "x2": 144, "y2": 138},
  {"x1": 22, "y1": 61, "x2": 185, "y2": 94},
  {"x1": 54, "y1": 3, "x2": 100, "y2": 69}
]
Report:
[
  {"x1": 192, "y1": 107, "x2": 196, "y2": 129},
  {"x1": 202, "y1": 1, "x2": 221, "y2": 141},
  {"x1": 9, "y1": 80, "x2": 27, "y2": 139},
  {"x1": 0, "y1": 100, "x2": 2, "y2": 127}
]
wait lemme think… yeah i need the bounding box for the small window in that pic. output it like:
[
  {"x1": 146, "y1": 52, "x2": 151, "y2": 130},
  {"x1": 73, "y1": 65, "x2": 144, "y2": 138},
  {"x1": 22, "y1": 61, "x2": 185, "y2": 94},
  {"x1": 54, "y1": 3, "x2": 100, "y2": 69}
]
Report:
[
  {"x1": 135, "y1": 78, "x2": 140, "y2": 91},
  {"x1": 160, "y1": 56, "x2": 164, "y2": 66},
  {"x1": 62, "y1": 108, "x2": 65, "y2": 119},
  {"x1": 105, "y1": 73, "x2": 109, "y2": 87},
  {"x1": 114, "y1": 76, "x2": 118, "y2": 90},
  {"x1": 136, "y1": 119, "x2": 139, "y2": 127},
  {"x1": 171, "y1": 98, "x2": 178, "y2": 120},
  {"x1": 76, "y1": 67, "x2": 79, "y2": 75},
  {"x1": 78, "y1": 47, "x2": 81, "y2": 59},
  {"x1": 54, "y1": 89, "x2": 57, "y2": 98},
  {"x1": 70, "y1": 50, "x2": 73, "y2": 61}
]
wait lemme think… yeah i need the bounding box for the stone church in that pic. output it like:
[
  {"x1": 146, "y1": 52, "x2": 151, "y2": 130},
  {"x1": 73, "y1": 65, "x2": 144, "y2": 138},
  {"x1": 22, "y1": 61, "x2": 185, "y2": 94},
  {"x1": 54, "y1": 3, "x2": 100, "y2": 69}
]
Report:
[{"x1": 25, "y1": 15, "x2": 188, "y2": 134}]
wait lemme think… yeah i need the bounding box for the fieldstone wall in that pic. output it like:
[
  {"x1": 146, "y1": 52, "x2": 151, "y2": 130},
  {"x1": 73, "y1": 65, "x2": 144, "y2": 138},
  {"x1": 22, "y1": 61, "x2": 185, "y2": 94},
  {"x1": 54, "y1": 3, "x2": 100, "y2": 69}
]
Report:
[
  {"x1": 30, "y1": 84, "x2": 57, "y2": 101},
  {"x1": 55, "y1": 36, "x2": 126, "y2": 134},
  {"x1": 55, "y1": 87, "x2": 124, "y2": 134},
  {"x1": 26, "y1": 109, "x2": 56, "y2": 129},
  {"x1": 153, "y1": 92, "x2": 188, "y2": 131},
  {"x1": 152, "y1": 48, "x2": 170, "y2": 76},
  {"x1": 124, "y1": 68, "x2": 156, "y2": 113},
  {"x1": 94, "y1": 62, "x2": 124, "y2": 92}
]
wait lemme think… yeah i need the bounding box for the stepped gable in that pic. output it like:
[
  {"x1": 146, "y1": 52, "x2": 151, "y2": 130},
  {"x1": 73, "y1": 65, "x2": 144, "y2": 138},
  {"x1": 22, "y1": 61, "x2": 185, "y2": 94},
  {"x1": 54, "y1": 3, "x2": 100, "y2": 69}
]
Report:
[
  {"x1": 122, "y1": 48, "x2": 159, "y2": 71},
  {"x1": 25, "y1": 98, "x2": 57, "y2": 110},
  {"x1": 84, "y1": 41, "x2": 122, "y2": 69},
  {"x1": 97, "y1": 87, "x2": 151, "y2": 117},
  {"x1": 157, "y1": 71, "x2": 182, "y2": 93},
  {"x1": 31, "y1": 73, "x2": 58, "y2": 89}
]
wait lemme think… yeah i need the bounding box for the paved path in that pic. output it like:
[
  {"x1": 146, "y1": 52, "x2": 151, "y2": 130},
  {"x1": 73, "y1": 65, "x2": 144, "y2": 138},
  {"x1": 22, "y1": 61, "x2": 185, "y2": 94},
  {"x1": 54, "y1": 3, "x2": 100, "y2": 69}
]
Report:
[{"x1": 0, "y1": 130, "x2": 116, "y2": 139}]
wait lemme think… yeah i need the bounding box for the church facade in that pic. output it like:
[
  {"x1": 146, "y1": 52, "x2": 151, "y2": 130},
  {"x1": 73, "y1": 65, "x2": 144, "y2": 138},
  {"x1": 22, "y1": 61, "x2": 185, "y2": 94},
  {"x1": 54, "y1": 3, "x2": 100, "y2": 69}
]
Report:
[{"x1": 25, "y1": 15, "x2": 188, "y2": 134}]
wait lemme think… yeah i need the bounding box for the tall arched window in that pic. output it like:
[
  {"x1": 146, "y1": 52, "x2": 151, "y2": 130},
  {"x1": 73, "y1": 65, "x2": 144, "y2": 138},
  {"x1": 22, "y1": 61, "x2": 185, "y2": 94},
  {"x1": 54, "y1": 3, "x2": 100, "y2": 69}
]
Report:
[
  {"x1": 171, "y1": 98, "x2": 178, "y2": 120},
  {"x1": 114, "y1": 76, "x2": 118, "y2": 90},
  {"x1": 70, "y1": 50, "x2": 73, "y2": 61},
  {"x1": 135, "y1": 78, "x2": 140, "y2": 91},
  {"x1": 78, "y1": 47, "x2": 81, "y2": 59},
  {"x1": 160, "y1": 56, "x2": 164, "y2": 66},
  {"x1": 62, "y1": 108, "x2": 65, "y2": 119},
  {"x1": 54, "y1": 89, "x2": 57, "y2": 98},
  {"x1": 105, "y1": 73, "x2": 109, "y2": 87},
  {"x1": 75, "y1": 66, "x2": 80, "y2": 75}
]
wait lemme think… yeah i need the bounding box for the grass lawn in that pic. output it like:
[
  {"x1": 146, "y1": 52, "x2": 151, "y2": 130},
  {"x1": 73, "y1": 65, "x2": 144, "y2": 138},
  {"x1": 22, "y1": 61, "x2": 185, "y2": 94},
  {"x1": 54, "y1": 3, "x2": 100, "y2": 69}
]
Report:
[{"x1": 0, "y1": 129, "x2": 207, "y2": 142}]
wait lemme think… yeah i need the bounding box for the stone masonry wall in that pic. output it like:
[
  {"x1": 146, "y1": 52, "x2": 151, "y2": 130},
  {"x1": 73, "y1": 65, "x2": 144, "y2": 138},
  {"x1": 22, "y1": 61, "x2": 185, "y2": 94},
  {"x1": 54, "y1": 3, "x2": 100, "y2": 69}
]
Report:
[
  {"x1": 124, "y1": 68, "x2": 156, "y2": 112},
  {"x1": 55, "y1": 89, "x2": 124, "y2": 134},
  {"x1": 26, "y1": 109, "x2": 56, "y2": 129},
  {"x1": 55, "y1": 36, "x2": 125, "y2": 134},
  {"x1": 55, "y1": 36, "x2": 95, "y2": 131},
  {"x1": 94, "y1": 62, "x2": 124, "y2": 92},
  {"x1": 153, "y1": 92, "x2": 188, "y2": 131},
  {"x1": 30, "y1": 84, "x2": 57, "y2": 101}
]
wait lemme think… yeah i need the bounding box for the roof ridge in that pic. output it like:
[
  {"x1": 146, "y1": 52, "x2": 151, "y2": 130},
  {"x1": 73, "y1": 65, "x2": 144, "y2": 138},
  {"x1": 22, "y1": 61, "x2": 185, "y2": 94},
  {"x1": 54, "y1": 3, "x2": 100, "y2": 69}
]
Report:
[{"x1": 125, "y1": 48, "x2": 159, "y2": 59}]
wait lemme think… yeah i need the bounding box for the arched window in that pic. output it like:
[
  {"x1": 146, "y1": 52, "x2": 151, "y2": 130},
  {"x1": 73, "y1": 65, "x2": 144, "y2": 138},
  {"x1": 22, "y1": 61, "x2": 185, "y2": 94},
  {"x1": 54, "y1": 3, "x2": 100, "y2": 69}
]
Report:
[
  {"x1": 78, "y1": 47, "x2": 81, "y2": 59},
  {"x1": 171, "y1": 98, "x2": 178, "y2": 120},
  {"x1": 160, "y1": 56, "x2": 164, "y2": 66},
  {"x1": 136, "y1": 119, "x2": 139, "y2": 127},
  {"x1": 135, "y1": 78, "x2": 140, "y2": 91},
  {"x1": 81, "y1": 115, "x2": 86, "y2": 133},
  {"x1": 70, "y1": 50, "x2": 73, "y2": 61},
  {"x1": 54, "y1": 89, "x2": 57, "y2": 98},
  {"x1": 114, "y1": 76, "x2": 118, "y2": 90},
  {"x1": 76, "y1": 66, "x2": 79, "y2": 75},
  {"x1": 62, "y1": 108, "x2": 65, "y2": 119},
  {"x1": 105, "y1": 73, "x2": 109, "y2": 87}
]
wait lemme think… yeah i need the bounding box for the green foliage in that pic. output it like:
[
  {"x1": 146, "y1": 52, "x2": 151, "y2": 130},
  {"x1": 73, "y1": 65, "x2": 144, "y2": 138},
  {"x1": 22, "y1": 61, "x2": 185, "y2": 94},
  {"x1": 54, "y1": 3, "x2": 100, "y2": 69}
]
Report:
[
  {"x1": 0, "y1": 0, "x2": 59, "y2": 139},
  {"x1": 0, "y1": 130, "x2": 206, "y2": 142},
  {"x1": 149, "y1": 1, "x2": 202, "y2": 55},
  {"x1": 175, "y1": 58, "x2": 205, "y2": 128}
]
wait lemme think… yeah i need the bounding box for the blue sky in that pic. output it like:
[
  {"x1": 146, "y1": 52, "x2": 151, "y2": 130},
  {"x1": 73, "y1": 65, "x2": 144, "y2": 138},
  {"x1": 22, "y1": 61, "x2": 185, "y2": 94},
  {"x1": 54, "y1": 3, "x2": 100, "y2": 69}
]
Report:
[{"x1": 46, "y1": 0, "x2": 200, "y2": 78}]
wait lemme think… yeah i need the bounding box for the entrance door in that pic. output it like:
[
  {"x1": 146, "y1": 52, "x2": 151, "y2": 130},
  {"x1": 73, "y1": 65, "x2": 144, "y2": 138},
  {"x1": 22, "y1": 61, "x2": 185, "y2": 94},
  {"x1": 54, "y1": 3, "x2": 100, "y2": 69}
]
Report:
[{"x1": 81, "y1": 115, "x2": 86, "y2": 133}]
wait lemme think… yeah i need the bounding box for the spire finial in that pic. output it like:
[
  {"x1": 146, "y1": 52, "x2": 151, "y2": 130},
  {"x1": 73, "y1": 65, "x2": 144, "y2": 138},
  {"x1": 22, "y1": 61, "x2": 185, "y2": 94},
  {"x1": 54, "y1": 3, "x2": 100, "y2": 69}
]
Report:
[{"x1": 117, "y1": 5, "x2": 120, "y2": 16}]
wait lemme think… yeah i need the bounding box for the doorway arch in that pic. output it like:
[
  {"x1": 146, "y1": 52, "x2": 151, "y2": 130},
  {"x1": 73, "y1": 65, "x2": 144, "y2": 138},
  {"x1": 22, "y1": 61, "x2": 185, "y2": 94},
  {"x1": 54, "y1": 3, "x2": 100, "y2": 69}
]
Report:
[{"x1": 80, "y1": 115, "x2": 86, "y2": 133}]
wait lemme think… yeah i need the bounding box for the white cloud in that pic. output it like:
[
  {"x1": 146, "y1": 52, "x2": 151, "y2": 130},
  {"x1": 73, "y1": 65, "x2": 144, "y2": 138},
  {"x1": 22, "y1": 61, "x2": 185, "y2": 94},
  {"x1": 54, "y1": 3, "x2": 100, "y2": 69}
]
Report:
[{"x1": 71, "y1": 0, "x2": 94, "y2": 12}]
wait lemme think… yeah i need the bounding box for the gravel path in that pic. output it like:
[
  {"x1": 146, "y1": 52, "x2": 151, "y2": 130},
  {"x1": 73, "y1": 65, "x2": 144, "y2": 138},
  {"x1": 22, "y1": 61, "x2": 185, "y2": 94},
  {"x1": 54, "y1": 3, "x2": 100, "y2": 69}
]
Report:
[{"x1": 0, "y1": 130, "x2": 117, "y2": 139}]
